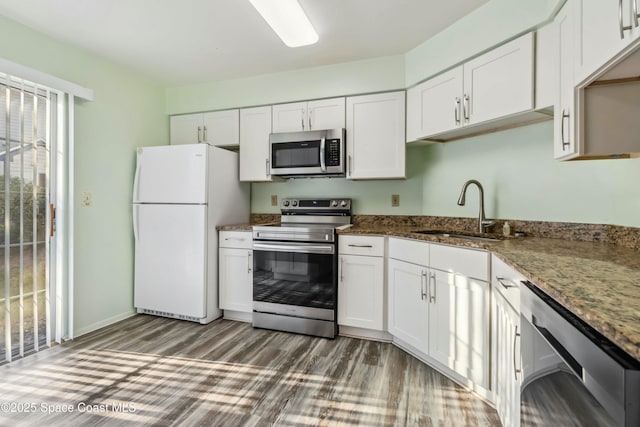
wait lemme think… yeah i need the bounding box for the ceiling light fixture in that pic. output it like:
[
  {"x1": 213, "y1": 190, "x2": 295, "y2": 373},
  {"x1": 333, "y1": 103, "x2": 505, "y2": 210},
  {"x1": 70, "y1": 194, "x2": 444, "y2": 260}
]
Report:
[{"x1": 249, "y1": 0, "x2": 319, "y2": 48}]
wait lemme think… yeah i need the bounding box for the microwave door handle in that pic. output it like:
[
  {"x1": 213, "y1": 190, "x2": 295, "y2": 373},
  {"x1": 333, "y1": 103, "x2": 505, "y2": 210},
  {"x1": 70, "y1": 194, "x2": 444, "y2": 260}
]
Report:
[{"x1": 320, "y1": 136, "x2": 326, "y2": 172}]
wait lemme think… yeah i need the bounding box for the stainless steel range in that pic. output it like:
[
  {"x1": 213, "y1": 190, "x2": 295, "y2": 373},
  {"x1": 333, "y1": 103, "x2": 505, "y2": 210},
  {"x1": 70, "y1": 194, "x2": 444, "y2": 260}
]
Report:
[{"x1": 252, "y1": 198, "x2": 351, "y2": 338}]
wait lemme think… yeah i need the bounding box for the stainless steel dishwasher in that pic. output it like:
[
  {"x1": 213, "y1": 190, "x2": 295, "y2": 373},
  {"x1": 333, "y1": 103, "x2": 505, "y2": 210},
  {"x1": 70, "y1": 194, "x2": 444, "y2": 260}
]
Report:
[{"x1": 519, "y1": 280, "x2": 640, "y2": 427}]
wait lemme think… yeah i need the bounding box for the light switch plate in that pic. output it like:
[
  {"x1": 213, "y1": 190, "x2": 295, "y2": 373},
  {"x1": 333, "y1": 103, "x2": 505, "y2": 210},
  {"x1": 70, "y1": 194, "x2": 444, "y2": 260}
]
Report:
[{"x1": 391, "y1": 194, "x2": 400, "y2": 207}]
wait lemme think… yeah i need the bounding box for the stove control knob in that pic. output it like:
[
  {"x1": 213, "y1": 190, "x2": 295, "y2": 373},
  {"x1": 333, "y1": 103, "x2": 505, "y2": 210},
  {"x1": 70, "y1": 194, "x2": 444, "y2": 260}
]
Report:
[
  {"x1": 283, "y1": 200, "x2": 290, "y2": 207},
  {"x1": 331, "y1": 200, "x2": 338, "y2": 207},
  {"x1": 340, "y1": 200, "x2": 348, "y2": 207},
  {"x1": 291, "y1": 200, "x2": 298, "y2": 207}
]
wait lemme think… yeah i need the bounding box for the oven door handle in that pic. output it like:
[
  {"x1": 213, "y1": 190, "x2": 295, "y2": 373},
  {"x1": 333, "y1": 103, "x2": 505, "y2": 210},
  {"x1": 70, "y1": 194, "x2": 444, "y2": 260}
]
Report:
[{"x1": 253, "y1": 242, "x2": 335, "y2": 255}]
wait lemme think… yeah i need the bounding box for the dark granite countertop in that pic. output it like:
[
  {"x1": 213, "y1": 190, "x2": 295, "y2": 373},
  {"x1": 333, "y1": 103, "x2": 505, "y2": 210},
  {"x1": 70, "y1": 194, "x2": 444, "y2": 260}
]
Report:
[{"x1": 340, "y1": 223, "x2": 640, "y2": 362}]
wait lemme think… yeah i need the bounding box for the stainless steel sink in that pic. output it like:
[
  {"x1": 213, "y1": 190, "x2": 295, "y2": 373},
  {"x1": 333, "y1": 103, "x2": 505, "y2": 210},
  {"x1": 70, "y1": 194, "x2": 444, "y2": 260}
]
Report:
[{"x1": 415, "y1": 230, "x2": 504, "y2": 242}]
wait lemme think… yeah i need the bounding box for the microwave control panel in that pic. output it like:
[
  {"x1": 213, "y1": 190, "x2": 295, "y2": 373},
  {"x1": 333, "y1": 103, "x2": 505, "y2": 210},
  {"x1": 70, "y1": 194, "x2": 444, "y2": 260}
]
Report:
[{"x1": 326, "y1": 139, "x2": 341, "y2": 166}]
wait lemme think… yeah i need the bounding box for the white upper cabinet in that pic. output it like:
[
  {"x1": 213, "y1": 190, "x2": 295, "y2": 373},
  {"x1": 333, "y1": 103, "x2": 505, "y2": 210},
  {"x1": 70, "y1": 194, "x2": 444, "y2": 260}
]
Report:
[
  {"x1": 272, "y1": 97, "x2": 345, "y2": 132},
  {"x1": 574, "y1": 0, "x2": 640, "y2": 84},
  {"x1": 554, "y1": 0, "x2": 579, "y2": 160},
  {"x1": 170, "y1": 110, "x2": 239, "y2": 147},
  {"x1": 464, "y1": 33, "x2": 534, "y2": 126},
  {"x1": 170, "y1": 114, "x2": 204, "y2": 145},
  {"x1": 406, "y1": 67, "x2": 463, "y2": 141},
  {"x1": 407, "y1": 33, "x2": 535, "y2": 143},
  {"x1": 203, "y1": 110, "x2": 240, "y2": 147},
  {"x1": 346, "y1": 91, "x2": 406, "y2": 180},
  {"x1": 239, "y1": 106, "x2": 277, "y2": 182}
]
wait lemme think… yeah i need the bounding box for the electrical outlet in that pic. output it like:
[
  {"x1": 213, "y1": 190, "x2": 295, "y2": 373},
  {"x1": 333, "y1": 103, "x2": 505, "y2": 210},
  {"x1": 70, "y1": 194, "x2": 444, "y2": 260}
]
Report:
[
  {"x1": 81, "y1": 191, "x2": 92, "y2": 207},
  {"x1": 391, "y1": 194, "x2": 400, "y2": 207},
  {"x1": 271, "y1": 195, "x2": 278, "y2": 206}
]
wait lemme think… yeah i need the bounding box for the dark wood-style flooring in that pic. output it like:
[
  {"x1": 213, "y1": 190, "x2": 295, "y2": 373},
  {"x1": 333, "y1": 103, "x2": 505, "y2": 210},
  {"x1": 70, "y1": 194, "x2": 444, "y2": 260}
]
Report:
[{"x1": 0, "y1": 315, "x2": 501, "y2": 426}]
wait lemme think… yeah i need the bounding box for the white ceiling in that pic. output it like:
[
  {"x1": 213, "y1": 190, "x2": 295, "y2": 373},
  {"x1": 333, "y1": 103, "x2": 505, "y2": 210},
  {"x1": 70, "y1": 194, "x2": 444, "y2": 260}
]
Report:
[{"x1": 0, "y1": 0, "x2": 489, "y2": 86}]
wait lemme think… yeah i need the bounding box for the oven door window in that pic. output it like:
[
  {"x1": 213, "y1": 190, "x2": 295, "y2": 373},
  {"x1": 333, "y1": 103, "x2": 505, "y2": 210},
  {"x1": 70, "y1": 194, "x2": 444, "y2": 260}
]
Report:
[
  {"x1": 271, "y1": 140, "x2": 321, "y2": 169},
  {"x1": 253, "y1": 243, "x2": 336, "y2": 310}
]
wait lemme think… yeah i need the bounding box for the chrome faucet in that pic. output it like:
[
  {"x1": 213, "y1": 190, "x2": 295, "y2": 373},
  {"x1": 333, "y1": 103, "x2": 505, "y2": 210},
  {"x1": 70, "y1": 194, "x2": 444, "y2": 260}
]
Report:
[{"x1": 457, "y1": 180, "x2": 495, "y2": 233}]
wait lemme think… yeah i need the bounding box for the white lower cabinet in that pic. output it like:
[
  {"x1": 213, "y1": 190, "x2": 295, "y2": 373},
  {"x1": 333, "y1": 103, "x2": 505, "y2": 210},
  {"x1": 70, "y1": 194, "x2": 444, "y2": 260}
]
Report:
[
  {"x1": 492, "y1": 255, "x2": 524, "y2": 427},
  {"x1": 388, "y1": 237, "x2": 490, "y2": 392},
  {"x1": 338, "y1": 235, "x2": 385, "y2": 331},
  {"x1": 387, "y1": 258, "x2": 429, "y2": 352},
  {"x1": 493, "y1": 291, "x2": 521, "y2": 427},
  {"x1": 218, "y1": 231, "x2": 253, "y2": 316},
  {"x1": 430, "y1": 268, "x2": 489, "y2": 388}
]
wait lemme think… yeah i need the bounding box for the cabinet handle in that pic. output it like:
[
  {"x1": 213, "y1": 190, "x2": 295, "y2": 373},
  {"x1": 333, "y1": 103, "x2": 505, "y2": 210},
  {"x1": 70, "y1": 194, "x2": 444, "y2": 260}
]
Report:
[
  {"x1": 266, "y1": 158, "x2": 270, "y2": 177},
  {"x1": 224, "y1": 237, "x2": 246, "y2": 241},
  {"x1": 620, "y1": 0, "x2": 633, "y2": 38},
  {"x1": 463, "y1": 94, "x2": 470, "y2": 122},
  {"x1": 197, "y1": 126, "x2": 202, "y2": 143},
  {"x1": 429, "y1": 272, "x2": 436, "y2": 303},
  {"x1": 454, "y1": 97, "x2": 461, "y2": 125},
  {"x1": 301, "y1": 108, "x2": 305, "y2": 130},
  {"x1": 513, "y1": 325, "x2": 521, "y2": 381},
  {"x1": 348, "y1": 244, "x2": 373, "y2": 248},
  {"x1": 309, "y1": 109, "x2": 313, "y2": 130},
  {"x1": 496, "y1": 276, "x2": 518, "y2": 289},
  {"x1": 560, "y1": 109, "x2": 570, "y2": 150},
  {"x1": 247, "y1": 251, "x2": 252, "y2": 273},
  {"x1": 420, "y1": 270, "x2": 427, "y2": 300},
  {"x1": 634, "y1": 0, "x2": 640, "y2": 27},
  {"x1": 203, "y1": 125, "x2": 208, "y2": 142},
  {"x1": 340, "y1": 257, "x2": 344, "y2": 282},
  {"x1": 348, "y1": 155, "x2": 352, "y2": 176}
]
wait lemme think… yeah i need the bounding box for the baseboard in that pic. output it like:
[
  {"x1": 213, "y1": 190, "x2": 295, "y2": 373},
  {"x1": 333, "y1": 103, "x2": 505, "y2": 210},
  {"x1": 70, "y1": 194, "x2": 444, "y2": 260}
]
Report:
[
  {"x1": 223, "y1": 310, "x2": 252, "y2": 323},
  {"x1": 73, "y1": 310, "x2": 137, "y2": 339},
  {"x1": 339, "y1": 326, "x2": 392, "y2": 342}
]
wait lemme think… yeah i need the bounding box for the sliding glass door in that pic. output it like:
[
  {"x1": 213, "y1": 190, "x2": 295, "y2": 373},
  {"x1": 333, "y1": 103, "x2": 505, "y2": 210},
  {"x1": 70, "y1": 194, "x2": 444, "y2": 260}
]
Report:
[{"x1": 0, "y1": 78, "x2": 56, "y2": 363}]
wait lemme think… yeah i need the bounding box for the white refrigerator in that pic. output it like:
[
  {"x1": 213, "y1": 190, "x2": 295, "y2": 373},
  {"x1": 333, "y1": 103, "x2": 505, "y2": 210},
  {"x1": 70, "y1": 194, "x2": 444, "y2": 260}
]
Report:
[{"x1": 132, "y1": 144, "x2": 250, "y2": 324}]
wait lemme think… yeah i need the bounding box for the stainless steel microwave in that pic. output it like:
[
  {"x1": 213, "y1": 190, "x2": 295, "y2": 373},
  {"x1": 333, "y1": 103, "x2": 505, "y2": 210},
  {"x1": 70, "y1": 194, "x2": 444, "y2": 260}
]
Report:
[{"x1": 269, "y1": 128, "x2": 346, "y2": 178}]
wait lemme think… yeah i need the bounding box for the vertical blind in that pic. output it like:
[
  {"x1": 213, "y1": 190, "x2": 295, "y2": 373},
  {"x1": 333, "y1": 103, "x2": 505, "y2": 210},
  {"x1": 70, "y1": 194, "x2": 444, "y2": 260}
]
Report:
[{"x1": 0, "y1": 73, "x2": 54, "y2": 363}]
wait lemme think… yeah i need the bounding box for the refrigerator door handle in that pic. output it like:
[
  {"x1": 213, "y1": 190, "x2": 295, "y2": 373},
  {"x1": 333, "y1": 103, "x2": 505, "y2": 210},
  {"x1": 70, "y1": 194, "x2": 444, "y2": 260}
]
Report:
[
  {"x1": 133, "y1": 205, "x2": 139, "y2": 241},
  {"x1": 133, "y1": 149, "x2": 142, "y2": 201}
]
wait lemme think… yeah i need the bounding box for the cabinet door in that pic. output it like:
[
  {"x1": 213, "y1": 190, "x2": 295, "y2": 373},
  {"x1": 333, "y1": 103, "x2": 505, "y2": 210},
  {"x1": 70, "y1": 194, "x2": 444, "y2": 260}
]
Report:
[
  {"x1": 240, "y1": 106, "x2": 274, "y2": 182},
  {"x1": 430, "y1": 269, "x2": 490, "y2": 389},
  {"x1": 203, "y1": 109, "x2": 239, "y2": 147},
  {"x1": 554, "y1": 2, "x2": 579, "y2": 159},
  {"x1": 493, "y1": 291, "x2": 521, "y2": 427},
  {"x1": 463, "y1": 33, "x2": 534, "y2": 126},
  {"x1": 170, "y1": 114, "x2": 203, "y2": 145},
  {"x1": 387, "y1": 258, "x2": 428, "y2": 353},
  {"x1": 219, "y1": 248, "x2": 253, "y2": 313},
  {"x1": 346, "y1": 91, "x2": 406, "y2": 180},
  {"x1": 272, "y1": 101, "x2": 306, "y2": 132},
  {"x1": 406, "y1": 67, "x2": 463, "y2": 141},
  {"x1": 574, "y1": 0, "x2": 634, "y2": 84},
  {"x1": 307, "y1": 97, "x2": 345, "y2": 130},
  {"x1": 338, "y1": 254, "x2": 384, "y2": 330}
]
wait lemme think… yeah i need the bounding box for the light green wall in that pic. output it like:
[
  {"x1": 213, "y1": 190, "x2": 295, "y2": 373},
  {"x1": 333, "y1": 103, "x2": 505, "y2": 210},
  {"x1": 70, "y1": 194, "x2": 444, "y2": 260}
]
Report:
[
  {"x1": 421, "y1": 121, "x2": 640, "y2": 227},
  {"x1": 251, "y1": 145, "x2": 425, "y2": 215},
  {"x1": 165, "y1": 55, "x2": 405, "y2": 115},
  {"x1": 0, "y1": 16, "x2": 168, "y2": 336}
]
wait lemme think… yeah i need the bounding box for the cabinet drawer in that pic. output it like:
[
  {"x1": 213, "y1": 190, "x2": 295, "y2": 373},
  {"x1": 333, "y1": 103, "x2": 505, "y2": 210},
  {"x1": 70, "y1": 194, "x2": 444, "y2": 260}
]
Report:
[
  {"x1": 339, "y1": 235, "x2": 384, "y2": 257},
  {"x1": 491, "y1": 255, "x2": 523, "y2": 312},
  {"x1": 388, "y1": 237, "x2": 429, "y2": 266},
  {"x1": 430, "y1": 244, "x2": 488, "y2": 280},
  {"x1": 219, "y1": 231, "x2": 252, "y2": 249}
]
